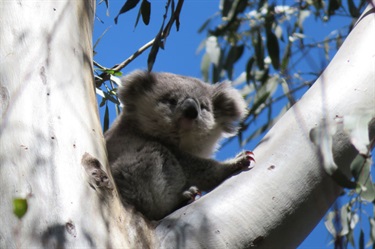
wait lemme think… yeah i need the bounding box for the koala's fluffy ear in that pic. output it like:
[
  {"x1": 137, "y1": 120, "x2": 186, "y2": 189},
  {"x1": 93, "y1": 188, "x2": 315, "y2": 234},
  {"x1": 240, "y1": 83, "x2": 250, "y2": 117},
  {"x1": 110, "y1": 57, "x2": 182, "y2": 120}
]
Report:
[
  {"x1": 212, "y1": 82, "x2": 247, "y2": 136},
  {"x1": 117, "y1": 70, "x2": 155, "y2": 113}
]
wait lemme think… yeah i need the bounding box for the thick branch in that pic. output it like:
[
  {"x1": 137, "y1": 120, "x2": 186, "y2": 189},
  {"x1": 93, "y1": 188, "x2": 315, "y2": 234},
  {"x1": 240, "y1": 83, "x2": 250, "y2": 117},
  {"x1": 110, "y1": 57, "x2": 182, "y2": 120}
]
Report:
[{"x1": 155, "y1": 4, "x2": 375, "y2": 248}]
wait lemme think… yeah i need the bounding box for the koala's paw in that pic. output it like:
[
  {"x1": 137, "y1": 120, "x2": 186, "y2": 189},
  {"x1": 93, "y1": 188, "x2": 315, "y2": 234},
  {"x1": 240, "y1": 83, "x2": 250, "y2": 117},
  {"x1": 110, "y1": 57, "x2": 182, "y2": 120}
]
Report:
[
  {"x1": 233, "y1": 151, "x2": 255, "y2": 170},
  {"x1": 183, "y1": 186, "x2": 202, "y2": 204}
]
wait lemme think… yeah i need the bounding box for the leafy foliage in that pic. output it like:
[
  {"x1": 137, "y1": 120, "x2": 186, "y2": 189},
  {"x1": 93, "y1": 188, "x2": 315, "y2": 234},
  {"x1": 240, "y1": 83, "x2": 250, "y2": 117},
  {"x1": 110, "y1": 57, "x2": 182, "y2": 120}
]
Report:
[
  {"x1": 311, "y1": 113, "x2": 375, "y2": 248},
  {"x1": 197, "y1": 0, "x2": 368, "y2": 146},
  {"x1": 95, "y1": 1, "x2": 184, "y2": 128}
]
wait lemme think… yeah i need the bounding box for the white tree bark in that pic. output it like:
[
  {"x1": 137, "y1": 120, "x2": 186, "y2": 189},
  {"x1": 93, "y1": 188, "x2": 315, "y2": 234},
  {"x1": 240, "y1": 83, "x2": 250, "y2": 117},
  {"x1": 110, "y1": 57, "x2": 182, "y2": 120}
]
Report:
[
  {"x1": 0, "y1": 1, "x2": 153, "y2": 248},
  {"x1": 155, "y1": 4, "x2": 375, "y2": 248}
]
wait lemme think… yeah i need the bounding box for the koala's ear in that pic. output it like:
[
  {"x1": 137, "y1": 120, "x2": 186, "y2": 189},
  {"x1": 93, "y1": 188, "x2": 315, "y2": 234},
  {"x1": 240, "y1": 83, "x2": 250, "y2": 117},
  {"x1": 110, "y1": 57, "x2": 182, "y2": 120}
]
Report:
[
  {"x1": 117, "y1": 70, "x2": 155, "y2": 109},
  {"x1": 212, "y1": 82, "x2": 248, "y2": 136}
]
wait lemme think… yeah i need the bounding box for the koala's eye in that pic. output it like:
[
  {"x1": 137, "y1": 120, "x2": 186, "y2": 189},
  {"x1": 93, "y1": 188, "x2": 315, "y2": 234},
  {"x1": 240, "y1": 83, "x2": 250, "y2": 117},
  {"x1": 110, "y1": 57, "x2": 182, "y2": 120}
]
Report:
[
  {"x1": 161, "y1": 96, "x2": 177, "y2": 106},
  {"x1": 168, "y1": 98, "x2": 177, "y2": 106}
]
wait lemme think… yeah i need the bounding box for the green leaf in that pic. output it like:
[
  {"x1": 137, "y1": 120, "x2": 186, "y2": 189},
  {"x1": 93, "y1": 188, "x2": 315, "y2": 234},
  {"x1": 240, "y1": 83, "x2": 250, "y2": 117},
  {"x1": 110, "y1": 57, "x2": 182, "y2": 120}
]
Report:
[
  {"x1": 366, "y1": 218, "x2": 375, "y2": 248},
  {"x1": 242, "y1": 105, "x2": 287, "y2": 145},
  {"x1": 339, "y1": 204, "x2": 350, "y2": 236},
  {"x1": 99, "y1": 98, "x2": 106, "y2": 107},
  {"x1": 348, "y1": 229, "x2": 355, "y2": 247},
  {"x1": 141, "y1": 0, "x2": 151, "y2": 25},
  {"x1": 342, "y1": 112, "x2": 374, "y2": 155},
  {"x1": 297, "y1": 10, "x2": 310, "y2": 30},
  {"x1": 113, "y1": 71, "x2": 123, "y2": 77},
  {"x1": 253, "y1": 29, "x2": 265, "y2": 70},
  {"x1": 309, "y1": 124, "x2": 357, "y2": 189},
  {"x1": 104, "y1": 104, "x2": 110, "y2": 133},
  {"x1": 114, "y1": 0, "x2": 141, "y2": 24},
  {"x1": 327, "y1": 0, "x2": 341, "y2": 17},
  {"x1": 280, "y1": 43, "x2": 291, "y2": 73},
  {"x1": 266, "y1": 31, "x2": 280, "y2": 70},
  {"x1": 324, "y1": 37, "x2": 329, "y2": 61},
  {"x1": 350, "y1": 154, "x2": 367, "y2": 179},
  {"x1": 148, "y1": 30, "x2": 162, "y2": 72},
  {"x1": 198, "y1": 15, "x2": 215, "y2": 33},
  {"x1": 249, "y1": 91, "x2": 270, "y2": 116},
  {"x1": 221, "y1": 0, "x2": 233, "y2": 18},
  {"x1": 336, "y1": 32, "x2": 343, "y2": 50},
  {"x1": 224, "y1": 44, "x2": 244, "y2": 79},
  {"x1": 347, "y1": 0, "x2": 359, "y2": 18},
  {"x1": 225, "y1": 45, "x2": 244, "y2": 67},
  {"x1": 13, "y1": 198, "x2": 28, "y2": 219},
  {"x1": 245, "y1": 57, "x2": 255, "y2": 84},
  {"x1": 324, "y1": 211, "x2": 337, "y2": 236},
  {"x1": 200, "y1": 53, "x2": 211, "y2": 82},
  {"x1": 134, "y1": 4, "x2": 142, "y2": 29},
  {"x1": 351, "y1": 155, "x2": 375, "y2": 201},
  {"x1": 98, "y1": 0, "x2": 110, "y2": 16},
  {"x1": 205, "y1": 36, "x2": 221, "y2": 66}
]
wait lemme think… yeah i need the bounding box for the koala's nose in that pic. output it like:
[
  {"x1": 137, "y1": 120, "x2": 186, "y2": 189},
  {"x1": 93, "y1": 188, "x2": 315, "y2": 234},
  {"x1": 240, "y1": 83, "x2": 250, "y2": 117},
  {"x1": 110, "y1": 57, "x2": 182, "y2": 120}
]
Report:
[{"x1": 182, "y1": 98, "x2": 199, "y2": 119}]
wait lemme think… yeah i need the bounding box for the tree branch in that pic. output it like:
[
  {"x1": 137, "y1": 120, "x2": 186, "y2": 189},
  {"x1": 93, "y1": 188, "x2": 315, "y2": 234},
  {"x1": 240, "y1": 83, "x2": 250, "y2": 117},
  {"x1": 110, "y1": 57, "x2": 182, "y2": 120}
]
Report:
[{"x1": 155, "y1": 3, "x2": 375, "y2": 248}]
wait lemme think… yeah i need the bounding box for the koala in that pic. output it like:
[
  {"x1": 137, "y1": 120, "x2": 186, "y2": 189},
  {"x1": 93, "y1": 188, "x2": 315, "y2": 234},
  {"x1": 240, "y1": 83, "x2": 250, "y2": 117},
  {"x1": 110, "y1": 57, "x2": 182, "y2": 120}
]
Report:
[{"x1": 105, "y1": 70, "x2": 254, "y2": 220}]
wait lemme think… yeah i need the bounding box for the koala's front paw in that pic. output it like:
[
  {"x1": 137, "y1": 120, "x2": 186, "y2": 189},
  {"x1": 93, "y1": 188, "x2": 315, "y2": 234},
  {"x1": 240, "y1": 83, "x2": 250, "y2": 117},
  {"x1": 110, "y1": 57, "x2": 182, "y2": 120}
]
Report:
[
  {"x1": 233, "y1": 151, "x2": 255, "y2": 170},
  {"x1": 183, "y1": 186, "x2": 201, "y2": 204}
]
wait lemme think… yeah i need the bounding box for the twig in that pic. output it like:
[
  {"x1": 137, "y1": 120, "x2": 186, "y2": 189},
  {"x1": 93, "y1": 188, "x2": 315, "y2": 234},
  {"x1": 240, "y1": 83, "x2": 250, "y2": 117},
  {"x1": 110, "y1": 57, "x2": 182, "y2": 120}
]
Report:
[{"x1": 112, "y1": 38, "x2": 155, "y2": 72}]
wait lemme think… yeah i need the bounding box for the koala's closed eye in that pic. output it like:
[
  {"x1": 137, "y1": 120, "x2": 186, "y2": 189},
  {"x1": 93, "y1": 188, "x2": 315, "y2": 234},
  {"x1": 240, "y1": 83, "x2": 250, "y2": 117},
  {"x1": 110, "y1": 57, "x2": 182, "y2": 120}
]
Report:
[{"x1": 160, "y1": 95, "x2": 178, "y2": 106}]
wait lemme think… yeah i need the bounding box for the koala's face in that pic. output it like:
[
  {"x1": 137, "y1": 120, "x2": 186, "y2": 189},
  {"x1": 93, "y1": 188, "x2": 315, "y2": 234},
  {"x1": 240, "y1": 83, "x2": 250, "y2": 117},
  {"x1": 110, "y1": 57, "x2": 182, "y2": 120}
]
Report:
[{"x1": 118, "y1": 71, "x2": 247, "y2": 157}]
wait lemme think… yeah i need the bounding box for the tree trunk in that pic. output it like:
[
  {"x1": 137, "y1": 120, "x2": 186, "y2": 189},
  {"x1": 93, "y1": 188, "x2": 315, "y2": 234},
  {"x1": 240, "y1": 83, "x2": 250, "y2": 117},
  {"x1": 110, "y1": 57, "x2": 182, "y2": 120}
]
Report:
[
  {"x1": 0, "y1": 1, "x2": 153, "y2": 248},
  {"x1": 155, "y1": 4, "x2": 375, "y2": 248}
]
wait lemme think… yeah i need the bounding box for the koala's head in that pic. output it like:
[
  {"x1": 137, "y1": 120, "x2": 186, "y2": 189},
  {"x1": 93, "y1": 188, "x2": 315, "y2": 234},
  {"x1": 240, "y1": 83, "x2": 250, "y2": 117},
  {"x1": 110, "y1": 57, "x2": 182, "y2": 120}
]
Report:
[{"x1": 118, "y1": 70, "x2": 247, "y2": 158}]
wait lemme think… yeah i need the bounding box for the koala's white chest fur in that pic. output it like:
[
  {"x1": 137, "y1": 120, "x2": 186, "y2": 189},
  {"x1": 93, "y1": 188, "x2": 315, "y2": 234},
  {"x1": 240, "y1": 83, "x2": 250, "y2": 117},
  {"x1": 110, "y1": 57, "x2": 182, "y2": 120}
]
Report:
[{"x1": 105, "y1": 70, "x2": 249, "y2": 220}]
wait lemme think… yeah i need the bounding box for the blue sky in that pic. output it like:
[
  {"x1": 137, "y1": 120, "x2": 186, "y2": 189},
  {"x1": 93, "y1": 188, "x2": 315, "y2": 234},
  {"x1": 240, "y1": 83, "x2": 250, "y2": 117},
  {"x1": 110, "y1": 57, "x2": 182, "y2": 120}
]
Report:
[{"x1": 93, "y1": 1, "x2": 368, "y2": 248}]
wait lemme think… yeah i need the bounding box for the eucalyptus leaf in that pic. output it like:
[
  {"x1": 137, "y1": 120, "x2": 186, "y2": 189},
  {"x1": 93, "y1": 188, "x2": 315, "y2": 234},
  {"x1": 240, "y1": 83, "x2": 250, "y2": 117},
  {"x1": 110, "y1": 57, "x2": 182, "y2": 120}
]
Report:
[
  {"x1": 114, "y1": 0, "x2": 141, "y2": 24},
  {"x1": 327, "y1": 0, "x2": 341, "y2": 17},
  {"x1": 366, "y1": 218, "x2": 375, "y2": 248},
  {"x1": 253, "y1": 29, "x2": 265, "y2": 69},
  {"x1": 104, "y1": 104, "x2": 110, "y2": 132},
  {"x1": 13, "y1": 198, "x2": 28, "y2": 219},
  {"x1": 324, "y1": 211, "x2": 337, "y2": 236},
  {"x1": 141, "y1": 0, "x2": 151, "y2": 25},
  {"x1": 205, "y1": 36, "x2": 221, "y2": 66},
  {"x1": 245, "y1": 57, "x2": 255, "y2": 84},
  {"x1": 339, "y1": 204, "x2": 349, "y2": 236},
  {"x1": 200, "y1": 53, "x2": 211, "y2": 82},
  {"x1": 266, "y1": 31, "x2": 280, "y2": 70},
  {"x1": 342, "y1": 112, "x2": 374, "y2": 155},
  {"x1": 347, "y1": 0, "x2": 359, "y2": 18},
  {"x1": 310, "y1": 123, "x2": 357, "y2": 189}
]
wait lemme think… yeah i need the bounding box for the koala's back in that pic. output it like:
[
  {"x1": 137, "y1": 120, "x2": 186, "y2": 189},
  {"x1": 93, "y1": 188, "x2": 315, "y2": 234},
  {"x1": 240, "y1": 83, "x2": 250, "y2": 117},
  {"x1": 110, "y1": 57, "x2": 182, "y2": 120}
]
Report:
[{"x1": 106, "y1": 122, "x2": 188, "y2": 220}]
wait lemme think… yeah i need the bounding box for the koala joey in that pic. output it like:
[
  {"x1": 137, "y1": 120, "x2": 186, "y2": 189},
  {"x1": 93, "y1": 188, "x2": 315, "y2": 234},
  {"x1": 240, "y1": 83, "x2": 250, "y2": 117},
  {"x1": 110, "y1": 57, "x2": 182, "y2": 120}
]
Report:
[{"x1": 105, "y1": 70, "x2": 254, "y2": 220}]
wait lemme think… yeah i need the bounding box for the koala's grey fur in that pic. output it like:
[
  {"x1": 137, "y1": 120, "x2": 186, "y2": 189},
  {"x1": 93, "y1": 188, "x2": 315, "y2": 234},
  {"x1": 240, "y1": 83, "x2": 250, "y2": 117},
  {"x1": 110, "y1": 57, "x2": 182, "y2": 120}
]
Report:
[{"x1": 105, "y1": 70, "x2": 252, "y2": 220}]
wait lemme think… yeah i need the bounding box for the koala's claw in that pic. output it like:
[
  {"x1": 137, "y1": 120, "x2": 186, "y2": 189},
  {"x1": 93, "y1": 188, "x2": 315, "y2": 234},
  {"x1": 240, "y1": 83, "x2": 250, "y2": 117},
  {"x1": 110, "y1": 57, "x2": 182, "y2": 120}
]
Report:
[
  {"x1": 235, "y1": 151, "x2": 255, "y2": 169},
  {"x1": 183, "y1": 186, "x2": 201, "y2": 204}
]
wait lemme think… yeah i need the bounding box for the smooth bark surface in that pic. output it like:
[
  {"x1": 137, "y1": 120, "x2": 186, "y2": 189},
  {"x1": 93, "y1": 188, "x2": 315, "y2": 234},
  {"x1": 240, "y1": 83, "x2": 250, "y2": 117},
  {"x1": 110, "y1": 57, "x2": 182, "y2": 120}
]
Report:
[{"x1": 0, "y1": 1, "x2": 154, "y2": 248}]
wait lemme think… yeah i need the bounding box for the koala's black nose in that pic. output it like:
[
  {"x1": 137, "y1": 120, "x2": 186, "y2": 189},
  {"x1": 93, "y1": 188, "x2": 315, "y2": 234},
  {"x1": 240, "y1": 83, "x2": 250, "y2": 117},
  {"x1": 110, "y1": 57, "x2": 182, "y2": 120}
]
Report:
[{"x1": 182, "y1": 98, "x2": 199, "y2": 119}]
